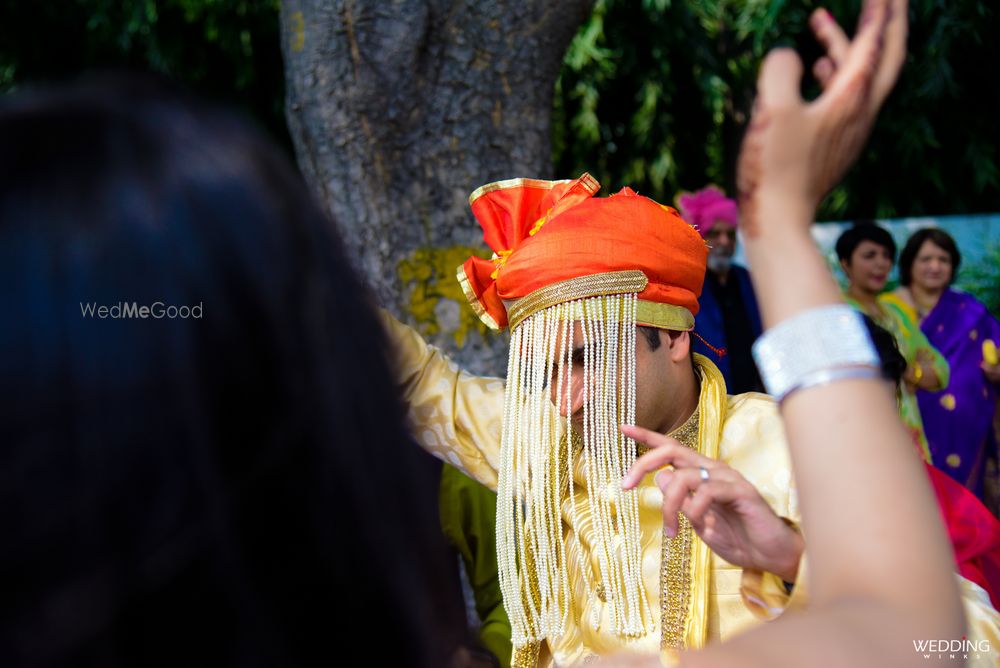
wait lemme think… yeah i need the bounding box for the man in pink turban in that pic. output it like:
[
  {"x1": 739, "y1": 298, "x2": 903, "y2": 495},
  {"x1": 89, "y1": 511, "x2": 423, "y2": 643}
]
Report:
[{"x1": 677, "y1": 185, "x2": 763, "y2": 393}]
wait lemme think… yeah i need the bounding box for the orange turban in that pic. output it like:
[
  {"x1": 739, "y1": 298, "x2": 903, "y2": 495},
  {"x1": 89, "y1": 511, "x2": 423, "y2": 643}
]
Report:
[{"x1": 458, "y1": 173, "x2": 708, "y2": 331}]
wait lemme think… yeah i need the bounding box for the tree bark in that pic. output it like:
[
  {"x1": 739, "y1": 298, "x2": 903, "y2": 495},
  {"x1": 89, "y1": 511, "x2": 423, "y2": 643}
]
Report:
[{"x1": 280, "y1": 0, "x2": 593, "y2": 374}]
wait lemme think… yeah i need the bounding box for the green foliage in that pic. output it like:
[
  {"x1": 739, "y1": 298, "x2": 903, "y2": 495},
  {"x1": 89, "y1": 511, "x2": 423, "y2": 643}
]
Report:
[
  {"x1": 4, "y1": 1, "x2": 996, "y2": 223},
  {"x1": 554, "y1": 1, "x2": 1000, "y2": 219},
  {"x1": 0, "y1": 0, "x2": 288, "y2": 149},
  {"x1": 958, "y1": 241, "x2": 1000, "y2": 320}
]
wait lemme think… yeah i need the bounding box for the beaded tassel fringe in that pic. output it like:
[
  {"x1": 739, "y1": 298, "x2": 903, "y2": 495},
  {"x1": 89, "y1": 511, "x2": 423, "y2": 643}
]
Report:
[{"x1": 497, "y1": 293, "x2": 652, "y2": 647}]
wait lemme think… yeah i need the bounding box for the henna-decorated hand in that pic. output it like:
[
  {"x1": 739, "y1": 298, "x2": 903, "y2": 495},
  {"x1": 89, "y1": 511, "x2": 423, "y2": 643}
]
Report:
[{"x1": 737, "y1": 0, "x2": 908, "y2": 237}]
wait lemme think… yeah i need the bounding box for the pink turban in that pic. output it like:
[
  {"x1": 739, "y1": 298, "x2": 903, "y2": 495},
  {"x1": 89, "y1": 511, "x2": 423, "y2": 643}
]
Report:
[{"x1": 676, "y1": 185, "x2": 738, "y2": 237}]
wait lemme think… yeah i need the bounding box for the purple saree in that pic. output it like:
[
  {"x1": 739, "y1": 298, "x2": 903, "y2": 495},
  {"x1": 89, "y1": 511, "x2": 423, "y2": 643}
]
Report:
[{"x1": 919, "y1": 289, "x2": 1000, "y2": 497}]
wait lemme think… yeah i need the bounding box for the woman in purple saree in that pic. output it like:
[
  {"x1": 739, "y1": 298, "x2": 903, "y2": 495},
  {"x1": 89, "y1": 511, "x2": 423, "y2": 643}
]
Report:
[{"x1": 892, "y1": 228, "x2": 1000, "y2": 507}]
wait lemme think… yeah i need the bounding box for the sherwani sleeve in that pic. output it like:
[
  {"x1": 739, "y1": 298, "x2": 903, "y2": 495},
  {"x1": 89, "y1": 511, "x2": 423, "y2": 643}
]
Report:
[
  {"x1": 381, "y1": 309, "x2": 505, "y2": 490},
  {"x1": 740, "y1": 546, "x2": 809, "y2": 621},
  {"x1": 716, "y1": 394, "x2": 807, "y2": 627}
]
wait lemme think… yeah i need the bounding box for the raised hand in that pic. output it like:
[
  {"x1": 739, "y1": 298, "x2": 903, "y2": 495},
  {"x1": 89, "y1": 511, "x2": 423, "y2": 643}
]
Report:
[{"x1": 737, "y1": 0, "x2": 908, "y2": 237}]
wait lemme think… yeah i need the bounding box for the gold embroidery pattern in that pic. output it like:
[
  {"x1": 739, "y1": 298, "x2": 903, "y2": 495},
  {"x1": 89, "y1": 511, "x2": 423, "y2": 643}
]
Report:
[
  {"x1": 513, "y1": 509, "x2": 546, "y2": 668},
  {"x1": 661, "y1": 516, "x2": 694, "y2": 651},
  {"x1": 508, "y1": 271, "x2": 648, "y2": 330},
  {"x1": 511, "y1": 642, "x2": 540, "y2": 668},
  {"x1": 637, "y1": 406, "x2": 700, "y2": 457},
  {"x1": 456, "y1": 263, "x2": 501, "y2": 330},
  {"x1": 635, "y1": 300, "x2": 695, "y2": 331},
  {"x1": 502, "y1": 269, "x2": 694, "y2": 333},
  {"x1": 512, "y1": 424, "x2": 577, "y2": 668},
  {"x1": 659, "y1": 407, "x2": 700, "y2": 651},
  {"x1": 468, "y1": 176, "x2": 576, "y2": 206}
]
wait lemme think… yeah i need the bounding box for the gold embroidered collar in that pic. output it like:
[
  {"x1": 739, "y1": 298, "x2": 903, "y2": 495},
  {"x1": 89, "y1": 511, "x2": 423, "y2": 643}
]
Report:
[{"x1": 636, "y1": 405, "x2": 700, "y2": 456}]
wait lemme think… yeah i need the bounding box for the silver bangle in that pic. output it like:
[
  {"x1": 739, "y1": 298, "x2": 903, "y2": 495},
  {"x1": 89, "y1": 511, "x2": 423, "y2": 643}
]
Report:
[
  {"x1": 752, "y1": 304, "x2": 880, "y2": 402},
  {"x1": 779, "y1": 365, "x2": 882, "y2": 401}
]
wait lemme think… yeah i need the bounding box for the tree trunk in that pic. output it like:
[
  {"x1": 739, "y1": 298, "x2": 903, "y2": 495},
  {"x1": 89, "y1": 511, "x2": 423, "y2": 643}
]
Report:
[{"x1": 279, "y1": 0, "x2": 593, "y2": 374}]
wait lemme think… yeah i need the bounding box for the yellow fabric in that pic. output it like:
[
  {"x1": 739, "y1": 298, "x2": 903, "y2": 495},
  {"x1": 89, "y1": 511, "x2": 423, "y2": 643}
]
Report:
[
  {"x1": 673, "y1": 354, "x2": 726, "y2": 654},
  {"x1": 383, "y1": 310, "x2": 799, "y2": 664},
  {"x1": 381, "y1": 310, "x2": 505, "y2": 491},
  {"x1": 384, "y1": 310, "x2": 1000, "y2": 665},
  {"x1": 958, "y1": 575, "x2": 1000, "y2": 668},
  {"x1": 740, "y1": 549, "x2": 809, "y2": 623},
  {"x1": 879, "y1": 291, "x2": 919, "y2": 324}
]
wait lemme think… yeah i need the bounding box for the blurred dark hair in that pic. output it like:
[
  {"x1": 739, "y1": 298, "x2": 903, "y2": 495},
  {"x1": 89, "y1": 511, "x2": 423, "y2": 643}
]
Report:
[
  {"x1": 860, "y1": 314, "x2": 907, "y2": 387},
  {"x1": 0, "y1": 74, "x2": 463, "y2": 666},
  {"x1": 898, "y1": 228, "x2": 961, "y2": 287},
  {"x1": 835, "y1": 220, "x2": 897, "y2": 264}
]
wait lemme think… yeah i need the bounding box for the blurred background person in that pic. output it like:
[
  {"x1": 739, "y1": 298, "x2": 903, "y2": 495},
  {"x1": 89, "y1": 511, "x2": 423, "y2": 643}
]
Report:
[
  {"x1": 679, "y1": 186, "x2": 763, "y2": 394},
  {"x1": 439, "y1": 465, "x2": 512, "y2": 667},
  {"x1": 863, "y1": 314, "x2": 1000, "y2": 612},
  {"x1": 836, "y1": 220, "x2": 949, "y2": 461},
  {"x1": 887, "y1": 228, "x2": 1000, "y2": 511},
  {"x1": 0, "y1": 75, "x2": 469, "y2": 667}
]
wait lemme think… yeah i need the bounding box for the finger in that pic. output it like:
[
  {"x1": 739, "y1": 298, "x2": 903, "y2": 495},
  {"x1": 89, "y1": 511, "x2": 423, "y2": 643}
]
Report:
[
  {"x1": 653, "y1": 468, "x2": 673, "y2": 491},
  {"x1": 682, "y1": 479, "x2": 749, "y2": 528},
  {"x1": 871, "y1": 0, "x2": 908, "y2": 106},
  {"x1": 758, "y1": 48, "x2": 805, "y2": 110},
  {"x1": 810, "y1": 7, "x2": 850, "y2": 67},
  {"x1": 701, "y1": 510, "x2": 718, "y2": 540},
  {"x1": 660, "y1": 469, "x2": 704, "y2": 537},
  {"x1": 813, "y1": 56, "x2": 836, "y2": 89},
  {"x1": 659, "y1": 466, "x2": 741, "y2": 532},
  {"x1": 622, "y1": 438, "x2": 720, "y2": 489},
  {"x1": 620, "y1": 424, "x2": 714, "y2": 482},
  {"x1": 824, "y1": 0, "x2": 890, "y2": 103},
  {"x1": 625, "y1": 444, "x2": 708, "y2": 490},
  {"x1": 857, "y1": 0, "x2": 891, "y2": 32},
  {"x1": 735, "y1": 111, "x2": 765, "y2": 230},
  {"x1": 621, "y1": 432, "x2": 687, "y2": 489},
  {"x1": 621, "y1": 424, "x2": 678, "y2": 450}
]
